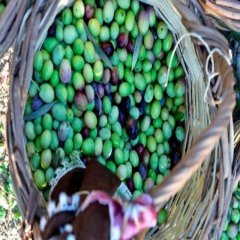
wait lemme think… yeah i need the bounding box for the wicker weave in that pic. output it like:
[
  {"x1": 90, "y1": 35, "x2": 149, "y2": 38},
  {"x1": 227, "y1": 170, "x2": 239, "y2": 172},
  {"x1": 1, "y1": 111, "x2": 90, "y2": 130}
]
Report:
[
  {"x1": 196, "y1": 0, "x2": 240, "y2": 31},
  {"x1": 0, "y1": 0, "x2": 29, "y2": 57},
  {"x1": 7, "y1": 0, "x2": 236, "y2": 239}
]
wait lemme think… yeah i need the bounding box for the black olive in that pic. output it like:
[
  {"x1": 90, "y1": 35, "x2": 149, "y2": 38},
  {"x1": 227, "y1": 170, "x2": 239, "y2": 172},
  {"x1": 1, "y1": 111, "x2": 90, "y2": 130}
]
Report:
[
  {"x1": 118, "y1": 110, "x2": 127, "y2": 125},
  {"x1": 81, "y1": 127, "x2": 90, "y2": 138},
  {"x1": 101, "y1": 41, "x2": 114, "y2": 56},
  {"x1": 127, "y1": 178, "x2": 135, "y2": 192},
  {"x1": 135, "y1": 143, "x2": 145, "y2": 156},
  {"x1": 31, "y1": 96, "x2": 43, "y2": 111},
  {"x1": 94, "y1": 97, "x2": 102, "y2": 116},
  {"x1": 126, "y1": 119, "x2": 138, "y2": 140},
  {"x1": 138, "y1": 99, "x2": 147, "y2": 117},
  {"x1": 161, "y1": 96, "x2": 165, "y2": 106},
  {"x1": 126, "y1": 40, "x2": 134, "y2": 53},
  {"x1": 48, "y1": 23, "x2": 56, "y2": 37},
  {"x1": 119, "y1": 97, "x2": 131, "y2": 113},
  {"x1": 110, "y1": 67, "x2": 119, "y2": 86},
  {"x1": 117, "y1": 32, "x2": 128, "y2": 48},
  {"x1": 84, "y1": 4, "x2": 94, "y2": 22},
  {"x1": 138, "y1": 163, "x2": 148, "y2": 181}
]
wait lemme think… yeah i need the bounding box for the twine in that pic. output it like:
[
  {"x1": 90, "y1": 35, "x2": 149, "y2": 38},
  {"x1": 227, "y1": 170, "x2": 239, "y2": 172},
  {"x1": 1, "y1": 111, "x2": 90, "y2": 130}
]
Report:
[{"x1": 165, "y1": 32, "x2": 231, "y2": 102}]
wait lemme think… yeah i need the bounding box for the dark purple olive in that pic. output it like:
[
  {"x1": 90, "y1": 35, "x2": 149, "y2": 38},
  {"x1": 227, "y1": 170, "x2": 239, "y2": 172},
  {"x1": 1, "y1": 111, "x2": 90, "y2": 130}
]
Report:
[
  {"x1": 31, "y1": 96, "x2": 43, "y2": 111},
  {"x1": 103, "y1": 68, "x2": 111, "y2": 84},
  {"x1": 126, "y1": 119, "x2": 138, "y2": 140},
  {"x1": 119, "y1": 97, "x2": 131, "y2": 113},
  {"x1": 104, "y1": 83, "x2": 111, "y2": 96},
  {"x1": 160, "y1": 96, "x2": 165, "y2": 106},
  {"x1": 94, "y1": 96, "x2": 102, "y2": 116},
  {"x1": 135, "y1": 144, "x2": 145, "y2": 156},
  {"x1": 117, "y1": 33, "x2": 128, "y2": 48},
  {"x1": 138, "y1": 163, "x2": 147, "y2": 180},
  {"x1": 48, "y1": 23, "x2": 56, "y2": 37},
  {"x1": 127, "y1": 178, "x2": 135, "y2": 192},
  {"x1": 138, "y1": 99, "x2": 147, "y2": 117},
  {"x1": 152, "y1": 28, "x2": 158, "y2": 40},
  {"x1": 110, "y1": 67, "x2": 119, "y2": 86},
  {"x1": 92, "y1": 82, "x2": 98, "y2": 92},
  {"x1": 81, "y1": 127, "x2": 90, "y2": 138},
  {"x1": 118, "y1": 111, "x2": 127, "y2": 125},
  {"x1": 97, "y1": 84, "x2": 105, "y2": 98},
  {"x1": 101, "y1": 41, "x2": 114, "y2": 56},
  {"x1": 75, "y1": 91, "x2": 88, "y2": 111},
  {"x1": 84, "y1": 4, "x2": 94, "y2": 22},
  {"x1": 126, "y1": 40, "x2": 134, "y2": 53},
  {"x1": 172, "y1": 152, "x2": 180, "y2": 167}
]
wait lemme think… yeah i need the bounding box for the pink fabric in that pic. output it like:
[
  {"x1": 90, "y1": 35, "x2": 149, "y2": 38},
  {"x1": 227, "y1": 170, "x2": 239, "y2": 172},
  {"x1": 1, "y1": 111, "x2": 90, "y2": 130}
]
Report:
[{"x1": 80, "y1": 191, "x2": 157, "y2": 240}]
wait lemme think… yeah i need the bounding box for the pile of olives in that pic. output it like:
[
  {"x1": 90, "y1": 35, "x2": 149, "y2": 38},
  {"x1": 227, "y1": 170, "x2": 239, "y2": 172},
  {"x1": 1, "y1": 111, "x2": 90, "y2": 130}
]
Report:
[
  {"x1": 24, "y1": 0, "x2": 186, "y2": 201},
  {"x1": 221, "y1": 182, "x2": 240, "y2": 240}
]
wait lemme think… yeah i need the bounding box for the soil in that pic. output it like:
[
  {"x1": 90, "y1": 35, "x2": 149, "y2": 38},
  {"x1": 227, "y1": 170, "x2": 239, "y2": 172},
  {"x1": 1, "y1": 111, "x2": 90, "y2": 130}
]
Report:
[{"x1": 0, "y1": 49, "x2": 21, "y2": 240}]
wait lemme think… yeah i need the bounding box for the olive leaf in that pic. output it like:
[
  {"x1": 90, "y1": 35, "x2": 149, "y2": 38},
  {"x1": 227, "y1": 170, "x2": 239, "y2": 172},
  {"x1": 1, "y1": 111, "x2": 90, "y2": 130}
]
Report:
[
  {"x1": 24, "y1": 102, "x2": 56, "y2": 121},
  {"x1": 84, "y1": 22, "x2": 113, "y2": 70},
  {"x1": 132, "y1": 34, "x2": 143, "y2": 71}
]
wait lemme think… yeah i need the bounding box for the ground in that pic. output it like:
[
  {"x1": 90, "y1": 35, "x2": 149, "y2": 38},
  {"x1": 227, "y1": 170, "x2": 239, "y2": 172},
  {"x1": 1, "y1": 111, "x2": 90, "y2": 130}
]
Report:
[{"x1": 0, "y1": 49, "x2": 21, "y2": 240}]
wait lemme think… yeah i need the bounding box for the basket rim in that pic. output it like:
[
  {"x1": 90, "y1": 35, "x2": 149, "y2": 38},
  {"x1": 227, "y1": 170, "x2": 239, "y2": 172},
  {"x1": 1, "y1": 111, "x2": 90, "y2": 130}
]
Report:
[{"x1": 0, "y1": 0, "x2": 29, "y2": 57}]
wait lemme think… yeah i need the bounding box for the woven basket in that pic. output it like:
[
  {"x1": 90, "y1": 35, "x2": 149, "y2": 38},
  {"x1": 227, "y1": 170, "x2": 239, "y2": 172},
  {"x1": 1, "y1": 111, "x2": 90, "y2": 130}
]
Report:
[
  {"x1": 195, "y1": 0, "x2": 240, "y2": 31},
  {"x1": 7, "y1": 0, "x2": 236, "y2": 239},
  {"x1": 0, "y1": 0, "x2": 29, "y2": 57}
]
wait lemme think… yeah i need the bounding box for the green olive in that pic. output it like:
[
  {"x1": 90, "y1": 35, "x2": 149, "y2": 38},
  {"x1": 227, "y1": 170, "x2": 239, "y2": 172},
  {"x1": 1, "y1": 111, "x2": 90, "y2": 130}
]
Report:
[
  {"x1": 88, "y1": 18, "x2": 101, "y2": 37},
  {"x1": 34, "y1": 169, "x2": 47, "y2": 189},
  {"x1": 41, "y1": 149, "x2": 52, "y2": 169},
  {"x1": 157, "y1": 21, "x2": 168, "y2": 39},
  {"x1": 30, "y1": 154, "x2": 40, "y2": 171},
  {"x1": 63, "y1": 25, "x2": 78, "y2": 44},
  {"x1": 93, "y1": 60, "x2": 103, "y2": 82},
  {"x1": 42, "y1": 60, "x2": 54, "y2": 81},
  {"x1": 147, "y1": 136, "x2": 157, "y2": 153},
  {"x1": 25, "y1": 121, "x2": 36, "y2": 141},
  {"x1": 94, "y1": 137, "x2": 103, "y2": 156},
  {"x1": 103, "y1": 1, "x2": 115, "y2": 23},
  {"x1": 157, "y1": 209, "x2": 168, "y2": 225},
  {"x1": 133, "y1": 172, "x2": 143, "y2": 190},
  {"x1": 52, "y1": 44, "x2": 65, "y2": 66},
  {"x1": 64, "y1": 139, "x2": 73, "y2": 155},
  {"x1": 84, "y1": 111, "x2": 97, "y2": 129},
  {"x1": 43, "y1": 38, "x2": 58, "y2": 53},
  {"x1": 103, "y1": 140, "x2": 113, "y2": 159},
  {"x1": 72, "y1": 55, "x2": 84, "y2": 71},
  {"x1": 106, "y1": 161, "x2": 116, "y2": 173},
  {"x1": 33, "y1": 51, "x2": 44, "y2": 71},
  {"x1": 62, "y1": 8, "x2": 73, "y2": 25},
  {"x1": 82, "y1": 138, "x2": 95, "y2": 156},
  {"x1": 94, "y1": 8, "x2": 104, "y2": 25},
  {"x1": 45, "y1": 167, "x2": 55, "y2": 183},
  {"x1": 125, "y1": 10, "x2": 135, "y2": 32},
  {"x1": 163, "y1": 32, "x2": 173, "y2": 52},
  {"x1": 116, "y1": 164, "x2": 127, "y2": 180},
  {"x1": 50, "y1": 70, "x2": 60, "y2": 87},
  {"x1": 52, "y1": 103, "x2": 67, "y2": 122},
  {"x1": 73, "y1": 0, "x2": 85, "y2": 19},
  {"x1": 83, "y1": 63, "x2": 94, "y2": 83},
  {"x1": 26, "y1": 142, "x2": 36, "y2": 157}
]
